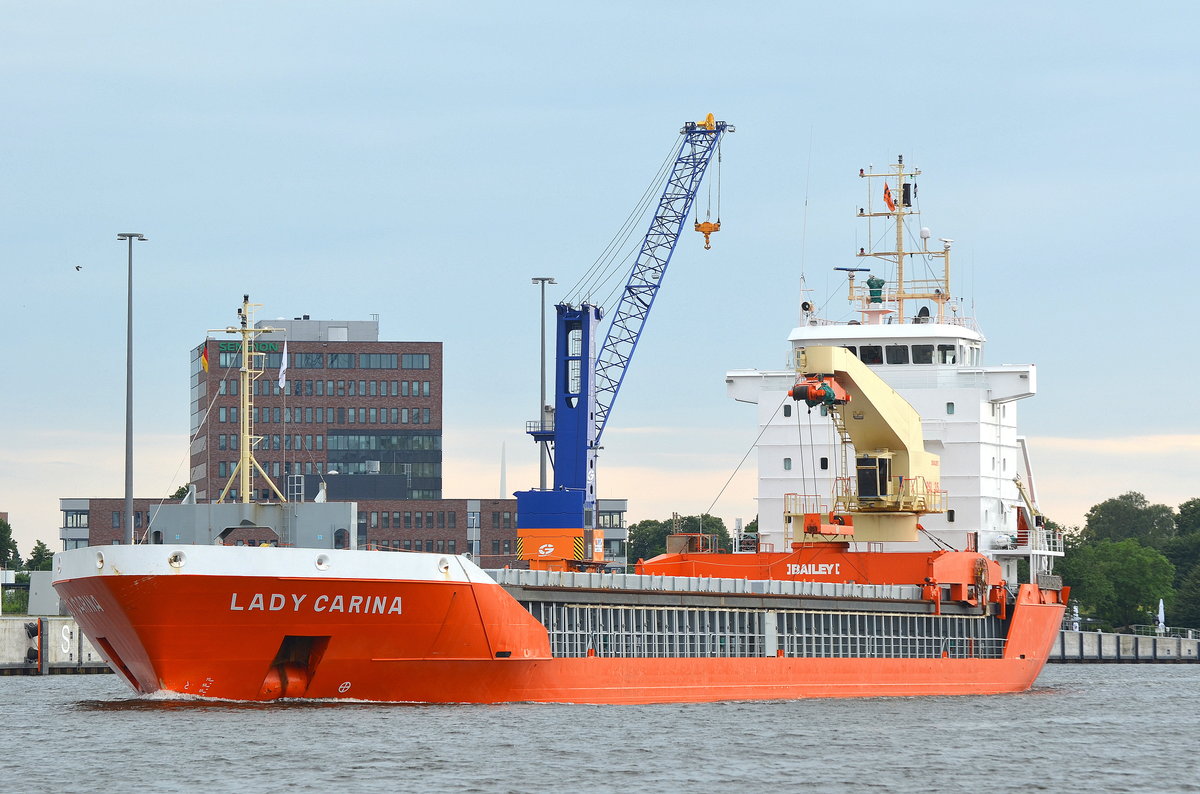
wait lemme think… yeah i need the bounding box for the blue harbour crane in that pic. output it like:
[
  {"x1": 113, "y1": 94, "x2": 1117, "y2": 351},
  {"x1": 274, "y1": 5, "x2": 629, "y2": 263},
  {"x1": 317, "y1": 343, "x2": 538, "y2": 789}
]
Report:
[{"x1": 516, "y1": 114, "x2": 734, "y2": 570}]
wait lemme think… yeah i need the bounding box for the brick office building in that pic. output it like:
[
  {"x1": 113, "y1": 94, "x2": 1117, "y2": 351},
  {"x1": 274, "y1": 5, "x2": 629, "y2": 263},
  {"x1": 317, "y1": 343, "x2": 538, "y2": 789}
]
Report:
[{"x1": 191, "y1": 315, "x2": 443, "y2": 502}]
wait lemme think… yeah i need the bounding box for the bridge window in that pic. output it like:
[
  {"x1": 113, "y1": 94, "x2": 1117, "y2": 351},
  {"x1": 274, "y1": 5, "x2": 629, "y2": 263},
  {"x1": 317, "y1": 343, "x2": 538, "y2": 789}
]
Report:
[
  {"x1": 860, "y1": 345, "x2": 883, "y2": 365},
  {"x1": 885, "y1": 345, "x2": 909, "y2": 364},
  {"x1": 912, "y1": 344, "x2": 934, "y2": 364},
  {"x1": 937, "y1": 344, "x2": 957, "y2": 364}
]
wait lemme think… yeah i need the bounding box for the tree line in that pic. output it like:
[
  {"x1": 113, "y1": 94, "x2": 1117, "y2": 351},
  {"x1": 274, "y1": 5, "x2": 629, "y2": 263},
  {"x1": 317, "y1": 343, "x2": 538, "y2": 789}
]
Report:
[
  {"x1": 1054, "y1": 492, "x2": 1200, "y2": 630},
  {"x1": 0, "y1": 517, "x2": 53, "y2": 572}
]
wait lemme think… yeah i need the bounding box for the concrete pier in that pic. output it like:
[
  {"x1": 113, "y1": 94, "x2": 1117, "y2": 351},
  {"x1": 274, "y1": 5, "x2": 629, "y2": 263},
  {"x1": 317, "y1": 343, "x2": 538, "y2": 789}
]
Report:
[
  {"x1": 0, "y1": 616, "x2": 111, "y2": 675},
  {"x1": 1049, "y1": 630, "x2": 1200, "y2": 663}
]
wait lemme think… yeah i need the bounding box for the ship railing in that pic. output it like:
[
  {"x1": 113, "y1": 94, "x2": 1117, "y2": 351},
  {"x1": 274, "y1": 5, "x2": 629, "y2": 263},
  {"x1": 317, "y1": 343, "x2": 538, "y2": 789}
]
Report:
[
  {"x1": 994, "y1": 528, "x2": 1064, "y2": 553},
  {"x1": 782, "y1": 493, "x2": 829, "y2": 545},
  {"x1": 782, "y1": 493, "x2": 828, "y2": 515},
  {"x1": 1032, "y1": 528, "x2": 1064, "y2": 553},
  {"x1": 833, "y1": 476, "x2": 945, "y2": 515}
]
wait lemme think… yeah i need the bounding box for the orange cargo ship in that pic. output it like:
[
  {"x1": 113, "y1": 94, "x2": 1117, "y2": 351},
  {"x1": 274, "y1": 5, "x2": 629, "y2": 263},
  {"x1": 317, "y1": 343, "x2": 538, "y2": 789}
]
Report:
[
  {"x1": 53, "y1": 540, "x2": 1066, "y2": 703},
  {"x1": 53, "y1": 153, "x2": 1067, "y2": 703}
]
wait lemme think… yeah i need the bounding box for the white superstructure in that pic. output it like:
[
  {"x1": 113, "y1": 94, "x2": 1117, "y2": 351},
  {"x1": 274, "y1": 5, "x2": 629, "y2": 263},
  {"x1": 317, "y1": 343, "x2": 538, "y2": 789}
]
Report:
[{"x1": 726, "y1": 157, "x2": 1062, "y2": 584}]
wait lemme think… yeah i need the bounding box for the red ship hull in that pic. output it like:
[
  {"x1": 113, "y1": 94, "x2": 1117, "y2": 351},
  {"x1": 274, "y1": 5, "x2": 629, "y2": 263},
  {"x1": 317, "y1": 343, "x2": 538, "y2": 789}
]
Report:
[{"x1": 53, "y1": 546, "x2": 1065, "y2": 704}]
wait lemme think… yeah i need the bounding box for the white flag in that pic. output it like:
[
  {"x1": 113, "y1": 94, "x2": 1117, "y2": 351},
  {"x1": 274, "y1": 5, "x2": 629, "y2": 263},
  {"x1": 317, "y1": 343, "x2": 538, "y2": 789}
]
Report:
[{"x1": 278, "y1": 340, "x2": 288, "y2": 389}]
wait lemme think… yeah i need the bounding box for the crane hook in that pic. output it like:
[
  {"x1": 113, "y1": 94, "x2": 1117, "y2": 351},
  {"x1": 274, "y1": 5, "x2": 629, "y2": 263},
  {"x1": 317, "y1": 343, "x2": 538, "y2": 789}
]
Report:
[{"x1": 694, "y1": 220, "x2": 720, "y2": 250}]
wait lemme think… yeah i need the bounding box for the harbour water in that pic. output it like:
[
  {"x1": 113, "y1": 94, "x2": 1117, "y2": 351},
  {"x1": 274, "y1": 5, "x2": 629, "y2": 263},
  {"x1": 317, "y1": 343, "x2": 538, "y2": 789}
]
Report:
[{"x1": 4, "y1": 665, "x2": 1198, "y2": 793}]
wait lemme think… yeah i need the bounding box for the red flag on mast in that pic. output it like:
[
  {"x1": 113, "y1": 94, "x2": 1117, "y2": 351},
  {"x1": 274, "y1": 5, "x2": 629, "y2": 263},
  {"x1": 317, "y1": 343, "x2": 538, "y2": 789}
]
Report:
[{"x1": 883, "y1": 182, "x2": 896, "y2": 212}]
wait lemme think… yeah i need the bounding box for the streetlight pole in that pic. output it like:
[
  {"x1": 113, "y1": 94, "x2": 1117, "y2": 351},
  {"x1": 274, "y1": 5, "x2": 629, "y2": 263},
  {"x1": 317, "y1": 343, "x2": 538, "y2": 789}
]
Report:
[
  {"x1": 117, "y1": 233, "x2": 147, "y2": 544},
  {"x1": 531, "y1": 277, "x2": 556, "y2": 490}
]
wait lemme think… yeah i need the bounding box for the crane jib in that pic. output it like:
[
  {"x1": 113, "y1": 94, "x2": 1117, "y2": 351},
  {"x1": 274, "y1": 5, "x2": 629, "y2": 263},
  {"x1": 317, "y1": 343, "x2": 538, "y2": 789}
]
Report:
[{"x1": 592, "y1": 121, "x2": 732, "y2": 443}]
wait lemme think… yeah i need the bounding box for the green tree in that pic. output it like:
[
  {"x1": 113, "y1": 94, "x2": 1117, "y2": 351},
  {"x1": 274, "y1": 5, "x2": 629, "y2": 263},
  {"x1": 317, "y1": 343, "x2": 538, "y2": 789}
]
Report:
[
  {"x1": 26, "y1": 540, "x2": 54, "y2": 571},
  {"x1": 0, "y1": 518, "x2": 20, "y2": 569},
  {"x1": 1057, "y1": 538, "x2": 1175, "y2": 627},
  {"x1": 1083, "y1": 491, "x2": 1176, "y2": 547},
  {"x1": 744, "y1": 517, "x2": 758, "y2": 534},
  {"x1": 627, "y1": 514, "x2": 731, "y2": 562},
  {"x1": 1171, "y1": 565, "x2": 1200, "y2": 629},
  {"x1": 170, "y1": 485, "x2": 191, "y2": 499},
  {"x1": 1158, "y1": 533, "x2": 1200, "y2": 590},
  {"x1": 1176, "y1": 498, "x2": 1200, "y2": 536}
]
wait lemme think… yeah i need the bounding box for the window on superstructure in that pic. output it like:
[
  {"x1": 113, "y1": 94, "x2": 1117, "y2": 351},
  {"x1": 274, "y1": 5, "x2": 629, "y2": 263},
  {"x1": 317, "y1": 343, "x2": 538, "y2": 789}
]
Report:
[
  {"x1": 946, "y1": 402, "x2": 955, "y2": 415},
  {"x1": 860, "y1": 345, "x2": 883, "y2": 365},
  {"x1": 783, "y1": 404, "x2": 792, "y2": 417},
  {"x1": 937, "y1": 344, "x2": 957, "y2": 364},
  {"x1": 820, "y1": 457, "x2": 829, "y2": 470},
  {"x1": 948, "y1": 509, "x2": 955, "y2": 523},
  {"x1": 912, "y1": 345, "x2": 934, "y2": 364},
  {"x1": 842, "y1": 345, "x2": 857, "y2": 356},
  {"x1": 783, "y1": 458, "x2": 792, "y2": 471},
  {"x1": 885, "y1": 345, "x2": 909, "y2": 364}
]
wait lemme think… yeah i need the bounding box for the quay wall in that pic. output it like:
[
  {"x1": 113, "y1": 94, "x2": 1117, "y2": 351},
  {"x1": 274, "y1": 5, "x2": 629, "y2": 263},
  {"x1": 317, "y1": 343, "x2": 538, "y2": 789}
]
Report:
[
  {"x1": 0, "y1": 616, "x2": 111, "y2": 675},
  {"x1": 1049, "y1": 630, "x2": 1199, "y2": 663}
]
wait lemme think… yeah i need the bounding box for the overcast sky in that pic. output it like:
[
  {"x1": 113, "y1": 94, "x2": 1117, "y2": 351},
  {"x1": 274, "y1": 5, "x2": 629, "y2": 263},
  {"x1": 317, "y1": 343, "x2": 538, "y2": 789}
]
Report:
[{"x1": 2, "y1": 1, "x2": 1197, "y2": 556}]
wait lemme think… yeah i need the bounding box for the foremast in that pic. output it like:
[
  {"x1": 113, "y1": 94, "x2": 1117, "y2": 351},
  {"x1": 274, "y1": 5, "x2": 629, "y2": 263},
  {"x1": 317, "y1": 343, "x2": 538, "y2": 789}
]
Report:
[
  {"x1": 854, "y1": 156, "x2": 953, "y2": 324},
  {"x1": 212, "y1": 295, "x2": 286, "y2": 504}
]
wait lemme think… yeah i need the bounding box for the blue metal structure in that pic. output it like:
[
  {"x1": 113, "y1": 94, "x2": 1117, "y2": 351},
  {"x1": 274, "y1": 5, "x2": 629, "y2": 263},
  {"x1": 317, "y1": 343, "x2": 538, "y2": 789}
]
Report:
[
  {"x1": 520, "y1": 116, "x2": 733, "y2": 543},
  {"x1": 592, "y1": 117, "x2": 733, "y2": 442}
]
